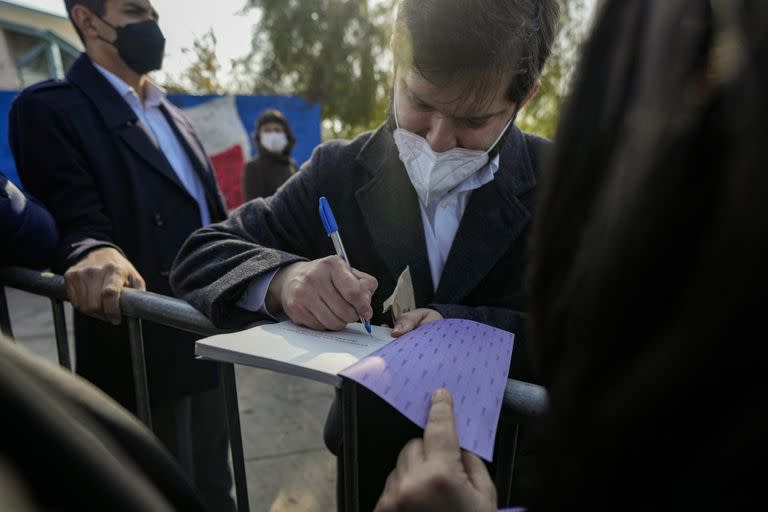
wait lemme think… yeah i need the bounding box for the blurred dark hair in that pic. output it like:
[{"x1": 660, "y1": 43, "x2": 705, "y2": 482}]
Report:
[
  {"x1": 528, "y1": 0, "x2": 768, "y2": 508},
  {"x1": 254, "y1": 109, "x2": 296, "y2": 157},
  {"x1": 64, "y1": 0, "x2": 107, "y2": 45},
  {"x1": 392, "y1": 0, "x2": 559, "y2": 109}
]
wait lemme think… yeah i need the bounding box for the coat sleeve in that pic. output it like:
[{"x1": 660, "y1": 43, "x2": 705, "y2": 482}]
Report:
[
  {"x1": 0, "y1": 173, "x2": 59, "y2": 268},
  {"x1": 9, "y1": 93, "x2": 123, "y2": 273},
  {"x1": 171, "y1": 145, "x2": 331, "y2": 329}
]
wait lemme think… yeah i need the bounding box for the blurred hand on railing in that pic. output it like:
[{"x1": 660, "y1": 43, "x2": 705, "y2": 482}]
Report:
[{"x1": 64, "y1": 247, "x2": 146, "y2": 325}]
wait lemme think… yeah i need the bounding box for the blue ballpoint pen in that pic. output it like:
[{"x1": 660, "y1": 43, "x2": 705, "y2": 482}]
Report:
[{"x1": 318, "y1": 196, "x2": 373, "y2": 335}]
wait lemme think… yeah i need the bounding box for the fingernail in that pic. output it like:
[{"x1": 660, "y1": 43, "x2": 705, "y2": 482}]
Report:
[{"x1": 432, "y1": 388, "x2": 449, "y2": 402}]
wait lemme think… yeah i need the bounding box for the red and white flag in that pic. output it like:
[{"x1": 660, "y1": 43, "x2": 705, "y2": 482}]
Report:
[{"x1": 182, "y1": 96, "x2": 251, "y2": 210}]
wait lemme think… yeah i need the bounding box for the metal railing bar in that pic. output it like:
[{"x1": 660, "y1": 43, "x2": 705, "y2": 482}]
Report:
[
  {"x1": 0, "y1": 268, "x2": 67, "y2": 301},
  {"x1": 220, "y1": 363, "x2": 249, "y2": 512},
  {"x1": 127, "y1": 317, "x2": 152, "y2": 429},
  {"x1": 0, "y1": 268, "x2": 221, "y2": 337},
  {"x1": 504, "y1": 378, "x2": 548, "y2": 419},
  {"x1": 341, "y1": 379, "x2": 359, "y2": 512},
  {"x1": 50, "y1": 298, "x2": 71, "y2": 370},
  {"x1": 0, "y1": 286, "x2": 14, "y2": 340}
]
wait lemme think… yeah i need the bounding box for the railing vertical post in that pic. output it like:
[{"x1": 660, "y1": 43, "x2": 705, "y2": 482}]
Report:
[
  {"x1": 220, "y1": 362, "x2": 250, "y2": 512},
  {"x1": 50, "y1": 298, "x2": 71, "y2": 370},
  {"x1": 341, "y1": 378, "x2": 359, "y2": 512},
  {"x1": 126, "y1": 317, "x2": 152, "y2": 429},
  {"x1": 493, "y1": 421, "x2": 520, "y2": 507},
  {"x1": 0, "y1": 287, "x2": 14, "y2": 341}
]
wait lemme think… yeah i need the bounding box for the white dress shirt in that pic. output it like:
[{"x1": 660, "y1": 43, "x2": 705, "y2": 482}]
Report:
[
  {"x1": 93, "y1": 62, "x2": 212, "y2": 226},
  {"x1": 237, "y1": 154, "x2": 500, "y2": 315},
  {"x1": 419, "y1": 154, "x2": 499, "y2": 290}
]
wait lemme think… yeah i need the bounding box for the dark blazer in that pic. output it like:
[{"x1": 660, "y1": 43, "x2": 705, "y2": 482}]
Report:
[{"x1": 9, "y1": 54, "x2": 228, "y2": 408}]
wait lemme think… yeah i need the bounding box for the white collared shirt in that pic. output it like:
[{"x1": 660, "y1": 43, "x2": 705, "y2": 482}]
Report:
[
  {"x1": 419, "y1": 154, "x2": 499, "y2": 290},
  {"x1": 93, "y1": 62, "x2": 212, "y2": 226}
]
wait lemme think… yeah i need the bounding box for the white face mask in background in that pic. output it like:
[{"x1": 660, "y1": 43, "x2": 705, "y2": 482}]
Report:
[
  {"x1": 393, "y1": 87, "x2": 514, "y2": 206},
  {"x1": 260, "y1": 131, "x2": 288, "y2": 153}
]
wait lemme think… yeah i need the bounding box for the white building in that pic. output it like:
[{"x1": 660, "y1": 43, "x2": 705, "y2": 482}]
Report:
[{"x1": 0, "y1": 0, "x2": 82, "y2": 90}]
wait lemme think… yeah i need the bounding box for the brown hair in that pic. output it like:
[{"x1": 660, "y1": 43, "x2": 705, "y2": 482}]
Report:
[
  {"x1": 64, "y1": 0, "x2": 107, "y2": 44},
  {"x1": 391, "y1": 0, "x2": 559, "y2": 109}
]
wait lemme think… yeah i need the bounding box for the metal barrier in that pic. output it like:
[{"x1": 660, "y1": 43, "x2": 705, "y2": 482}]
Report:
[
  {"x1": 0, "y1": 267, "x2": 250, "y2": 512},
  {"x1": 0, "y1": 266, "x2": 548, "y2": 511}
]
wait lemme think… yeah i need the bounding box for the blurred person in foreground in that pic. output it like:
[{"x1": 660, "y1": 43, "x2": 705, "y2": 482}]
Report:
[
  {"x1": 242, "y1": 108, "x2": 297, "y2": 202},
  {"x1": 375, "y1": 0, "x2": 768, "y2": 510},
  {"x1": 8, "y1": 1, "x2": 233, "y2": 509},
  {"x1": 171, "y1": 0, "x2": 559, "y2": 508},
  {"x1": 1, "y1": 171, "x2": 58, "y2": 268}
]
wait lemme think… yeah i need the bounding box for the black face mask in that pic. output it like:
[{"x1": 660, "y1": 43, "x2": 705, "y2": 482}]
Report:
[{"x1": 98, "y1": 18, "x2": 166, "y2": 75}]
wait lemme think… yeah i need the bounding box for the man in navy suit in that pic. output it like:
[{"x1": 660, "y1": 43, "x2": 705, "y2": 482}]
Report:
[{"x1": 9, "y1": 1, "x2": 234, "y2": 509}]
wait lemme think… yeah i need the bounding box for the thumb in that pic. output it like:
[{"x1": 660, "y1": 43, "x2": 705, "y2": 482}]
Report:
[
  {"x1": 128, "y1": 271, "x2": 146, "y2": 291},
  {"x1": 392, "y1": 309, "x2": 428, "y2": 337}
]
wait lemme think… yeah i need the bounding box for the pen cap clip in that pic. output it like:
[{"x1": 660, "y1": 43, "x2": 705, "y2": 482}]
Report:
[{"x1": 318, "y1": 196, "x2": 338, "y2": 235}]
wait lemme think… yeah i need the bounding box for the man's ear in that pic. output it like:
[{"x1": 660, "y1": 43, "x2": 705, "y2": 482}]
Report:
[
  {"x1": 519, "y1": 82, "x2": 541, "y2": 110},
  {"x1": 71, "y1": 4, "x2": 102, "y2": 44}
]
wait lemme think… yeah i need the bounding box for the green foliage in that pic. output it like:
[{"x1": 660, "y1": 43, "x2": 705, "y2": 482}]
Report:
[
  {"x1": 518, "y1": 0, "x2": 591, "y2": 139},
  {"x1": 173, "y1": 1, "x2": 592, "y2": 139},
  {"x1": 238, "y1": 0, "x2": 395, "y2": 138},
  {"x1": 162, "y1": 29, "x2": 224, "y2": 94}
]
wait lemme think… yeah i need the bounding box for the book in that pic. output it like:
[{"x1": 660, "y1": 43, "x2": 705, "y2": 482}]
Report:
[
  {"x1": 195, "y1": 321, "x2": 394, "y2": 386},
  {"x1": 196, "y1": 318, "x2": 514, "y2": 460}
]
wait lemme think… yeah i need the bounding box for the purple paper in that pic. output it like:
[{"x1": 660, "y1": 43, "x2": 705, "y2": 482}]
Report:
[{"x1": 339, "y1": 318, "x2": 514, "y2": 461}]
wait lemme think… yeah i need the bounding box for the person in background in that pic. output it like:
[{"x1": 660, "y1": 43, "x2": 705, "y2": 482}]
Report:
[
  {"x1": 0, "y1": 171, "x2": 58, "y2": 268},
  {"x1": 8, "y1": 1, "x2": 233, "y2": 509},
  {"x1": 242, "y1": 108, "x2": 297, "y2": 201},
  {"x1": 375, "y1": 0, "x2": 767, "y2": 510}
]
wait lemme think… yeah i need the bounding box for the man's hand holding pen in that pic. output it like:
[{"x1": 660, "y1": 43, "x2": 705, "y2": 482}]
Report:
[{"x1": 266, "y1": 256, "x2": 378, "y2": 332}]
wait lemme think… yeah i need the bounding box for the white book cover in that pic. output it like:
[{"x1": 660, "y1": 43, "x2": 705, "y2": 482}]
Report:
[{"x1": 195, "y1": 321, "x2": 394, "y2": 386}]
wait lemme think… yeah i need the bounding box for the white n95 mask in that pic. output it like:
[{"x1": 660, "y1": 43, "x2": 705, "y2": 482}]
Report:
[
  {"x1": 260, "y1": 132, "x2": 288, "y2": 153},
  {"x1": 393, "y1": 91, "x2": 514, "y2": 205}
]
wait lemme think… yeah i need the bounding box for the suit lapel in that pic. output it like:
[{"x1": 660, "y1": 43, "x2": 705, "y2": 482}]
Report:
[
  {"x1": 354, "y1": 128, "x2": 435, "y2": 308},
  {"x1": 114, "y1": 122, "x2": 187, "y2": 192},
  {"x1": 434, "y1": 127, "x2": 537, "y2": 304},
  {"x1": 160, "y1": 101, "x2": 227, "y2": 220},
  {"x1": 65, "y1": 55, "x2": 193, "y2": 198}
]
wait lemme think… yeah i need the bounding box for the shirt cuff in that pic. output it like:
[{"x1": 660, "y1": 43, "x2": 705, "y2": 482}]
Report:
[{"x1": 236, "y1": 268, "x2": 281, "y2": 319}]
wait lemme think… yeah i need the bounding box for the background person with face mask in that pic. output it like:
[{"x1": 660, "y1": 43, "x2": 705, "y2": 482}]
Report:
[
  {"x1": 172, "y1": 0, "x2": 558, "y2": 508},
  {"x1": 8, "y1": 1, "x2": 234, "y2": 510},
  {"x1": 242, "y1": 108, "x2": 297, "y2": 202}
]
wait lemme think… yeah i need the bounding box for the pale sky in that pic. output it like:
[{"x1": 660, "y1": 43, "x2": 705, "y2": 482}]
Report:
[{"x1": 13, "y1": 0, "x2": 258, "y2": 83}]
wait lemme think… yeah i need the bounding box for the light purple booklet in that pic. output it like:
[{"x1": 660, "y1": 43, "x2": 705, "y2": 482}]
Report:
[{"x1": 340, "y1": 318, "x2": 514, "y2": 461}]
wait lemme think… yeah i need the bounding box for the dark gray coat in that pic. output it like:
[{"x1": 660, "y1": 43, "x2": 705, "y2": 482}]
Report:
[{"x1": 172, "y1": 125, "x2": 545, "y2": 367}]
